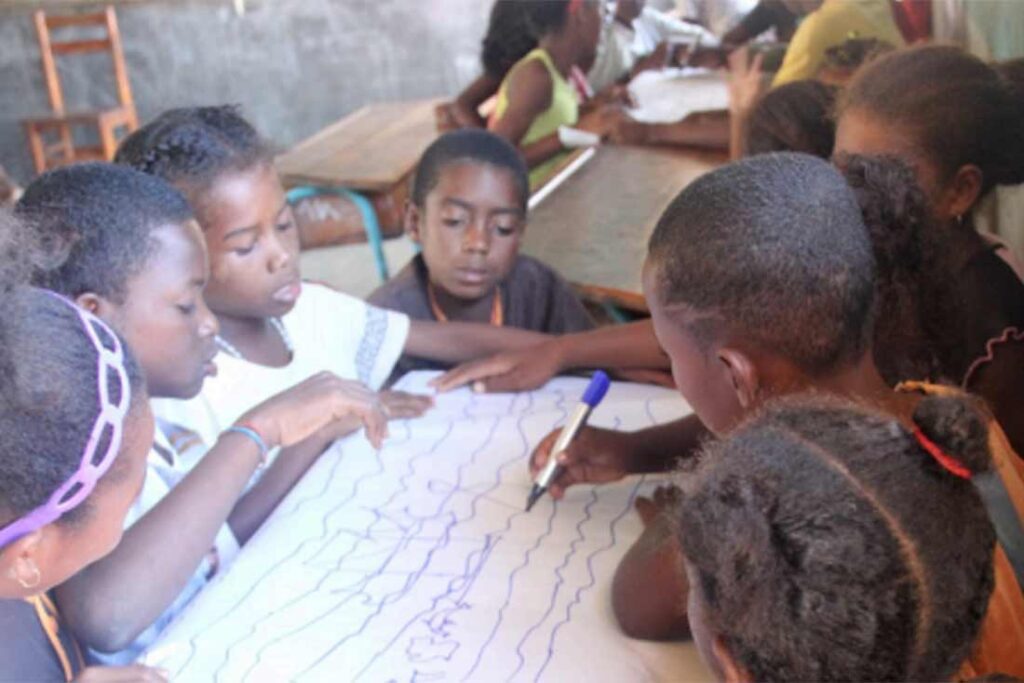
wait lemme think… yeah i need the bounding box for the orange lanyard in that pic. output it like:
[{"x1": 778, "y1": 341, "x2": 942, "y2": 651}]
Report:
[
  {"x1": 427, "y1": 284, "x2": 504, "y2": 327},
  {"x1": 27, "y1": 594, "x2": 84, "y2": 682}
]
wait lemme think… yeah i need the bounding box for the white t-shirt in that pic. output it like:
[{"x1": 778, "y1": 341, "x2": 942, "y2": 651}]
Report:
[
  {"x1": 626, "y1": 7, "x2": 718, "y2": 58},
  {"x1": 91, "y1": 419, "x2": 240, "y2": 665},
  {"x1": 154, "y1": 283, "x2": 410, "y2": 447}
]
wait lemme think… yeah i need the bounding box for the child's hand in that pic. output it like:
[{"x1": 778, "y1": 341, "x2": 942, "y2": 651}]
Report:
[
  {"x1": 379, "y1": 390, "x2": 433, "y2": 420},
  {"x1": 240, "y1": 372, "x2": 388, "y2": 450},
  {"x1": 528, "y1": 425, "x2": 634, "y2": 499},
  {"x1": 727, "y1": 46, "x2": 765, "y2": 116},
  {"x1": 430, "y1": 341, "x2": 566, "y2": 394},
  {"x1": 607, "y1": 110, "x2": 651, "y2": 145},
  {"x1": 74, "y1": 665, "x2": 169, "y2": 682},
  {"x1": 634, "y1": 485, "x2": 682, "y2": 527}
]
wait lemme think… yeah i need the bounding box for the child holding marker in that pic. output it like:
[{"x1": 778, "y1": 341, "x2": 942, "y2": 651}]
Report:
[
  {"x1": 531, "y1": 154, "x2": 1024, "y2": 677},
  {"x1": 0, "y1": 214, "x2": 165, "y2": 681},
  {"x1": 369, "y1": 129, "x2": 593, "y2": 377},
  {"x1": 19, "y1": 163, "x2": 390, "y2": 663},
  {"x1": 114, "y1": 106, "x2": 550, "y2": 448}
]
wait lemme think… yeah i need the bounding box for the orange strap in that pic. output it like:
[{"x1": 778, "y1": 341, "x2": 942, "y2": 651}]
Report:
[
  {"x1": 427, "y1": 283, "x2": 504, "y2": 327},
  {"x1": 27, "y1": 594, "x2": 84, "y2": 682}
]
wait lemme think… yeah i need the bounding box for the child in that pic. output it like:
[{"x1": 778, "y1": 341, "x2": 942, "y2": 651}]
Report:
[
  {"x1": 835, "y1": 44, "x2": 1024, "y2": 456},
  {"x1": 0, "y1": 228, "x2": 165, "y2": 680},
  {"x1": 771, "y1": 0, "x2": 904, "y2": 86},
  {"x1": 742, "y1": 79, "x2": 836, "y2": 157},
  {"x1": 489, "y1": 0, "x2": 604, "y2": 188},
  {"x1": 677, "y1": 394, "x2": 996, "y2": 681},
  {"x1": 437, "y1": 0, "x2": 537, "y2": 130},
  {"x1": 369, "y1": 129, "x2": 594, "y2": 376},
  {"x1": 18, "y1": 163, "x2": 390, "y2": 663},
  {"x1": 535, "y1": 154, "x2": 1024, "y2": 676},
  {"x1": 114, "y1": 106, "x2": 549, "y2": 448}
]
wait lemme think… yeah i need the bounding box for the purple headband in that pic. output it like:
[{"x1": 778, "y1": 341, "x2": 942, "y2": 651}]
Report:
[{"x1": 0, "y1": 293, "x2": 131, "y2": 550}]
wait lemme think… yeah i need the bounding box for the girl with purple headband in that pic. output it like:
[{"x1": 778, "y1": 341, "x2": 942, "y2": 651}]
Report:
[{"x1": 0, "y1": 221, "x2": 164, "y2": 682}]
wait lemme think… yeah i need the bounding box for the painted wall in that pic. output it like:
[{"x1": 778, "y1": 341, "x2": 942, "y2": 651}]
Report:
[{"x1": 0, "y1": 0, "x2": 490, "y2": 182}]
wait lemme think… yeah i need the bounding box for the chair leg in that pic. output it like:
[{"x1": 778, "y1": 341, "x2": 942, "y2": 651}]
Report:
[
  {"x1": 98, "y1": 120, "x2": 117, "y2": 161},
  {"x1": 286, "y1": 186, "x2": 390, "y2": 283},
  {"x1": 24, "y1": 124, "x2": 47, "y2": 174}
]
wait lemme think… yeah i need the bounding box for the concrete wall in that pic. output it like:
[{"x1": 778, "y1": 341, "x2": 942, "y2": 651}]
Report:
[{"x1": 0, "y1": 0, "x2": 490, "y2": 183}]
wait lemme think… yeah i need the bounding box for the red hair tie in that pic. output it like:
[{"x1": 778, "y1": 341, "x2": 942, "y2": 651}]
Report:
[{"x1": 913, "y1": 427, "x2": 972, "y2": 480}]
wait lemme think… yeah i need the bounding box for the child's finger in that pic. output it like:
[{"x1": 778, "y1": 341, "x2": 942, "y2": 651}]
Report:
[
  {"x1": 634, "y1": 496, "x2": 659, "y2": 525},
  {"x1": 431, "y1": 357, "x2": 514, "y2": 392},
  {"x1": 479, "y1": 370, "x2": 534, "y2": 394}
]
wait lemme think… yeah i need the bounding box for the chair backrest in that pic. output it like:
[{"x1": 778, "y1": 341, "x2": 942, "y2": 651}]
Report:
[{"x1": 33, "y1": 6, "x2": 136, "y2": 127}]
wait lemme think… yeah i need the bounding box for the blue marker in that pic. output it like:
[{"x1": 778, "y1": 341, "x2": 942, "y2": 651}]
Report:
[{"x1": 526, "y1": 371, "x2": 611, "y2": 512}]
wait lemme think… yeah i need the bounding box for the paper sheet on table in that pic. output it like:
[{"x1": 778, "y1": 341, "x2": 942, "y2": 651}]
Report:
[
  {"x1": 627, "y1": 67, "x2": 729, "y2": 124},
  {"x1": 144, "y1": 372, "x2": 708, "y2": 682}
]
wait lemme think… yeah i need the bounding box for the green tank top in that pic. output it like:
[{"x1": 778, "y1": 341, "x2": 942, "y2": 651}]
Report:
[{"x1": 494, "y1": 48, "x2": 579, "y2": 189}]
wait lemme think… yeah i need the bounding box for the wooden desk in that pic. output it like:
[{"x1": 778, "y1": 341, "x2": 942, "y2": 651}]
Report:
[
  {"x1": 522, "y1": 144, "x2": 724, "y2": 313},
  {"x1": 276, "y1": 99, "x2": 441, "y2": 247}
]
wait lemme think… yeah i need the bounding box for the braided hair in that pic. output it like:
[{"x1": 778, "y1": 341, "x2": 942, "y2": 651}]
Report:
[
  {"x1": 115, "y1": 105, "x2": 271, "y2": 201},
  {"x1": 678, "y1": 393, "x2": 994, "y2": 682}
]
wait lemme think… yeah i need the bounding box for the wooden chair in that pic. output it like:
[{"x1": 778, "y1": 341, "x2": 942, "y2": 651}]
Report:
[{"x1": 21, "y1": 6, "x2": 138, "y2": 174}]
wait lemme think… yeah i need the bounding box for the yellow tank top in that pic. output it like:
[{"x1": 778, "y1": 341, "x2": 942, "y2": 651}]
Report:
[{"x1": 493, "y1": 47, "x2": 579, "y2": 189}]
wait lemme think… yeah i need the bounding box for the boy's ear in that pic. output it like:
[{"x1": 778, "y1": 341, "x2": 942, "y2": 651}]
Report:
[
  {"x1": 943, "y1": 163, "x2": 983, "y2": 220},
  {"x1": 717, "y1": 347, "x2": 759, "y2": 410},
  {"x1": 404, "y1": 201, "x2": 423, "y2": 244},
  {"x1": 712, "y1": 637, "x2": 752, "y2": 683}
]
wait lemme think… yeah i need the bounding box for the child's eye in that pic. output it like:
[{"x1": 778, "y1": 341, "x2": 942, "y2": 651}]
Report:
[
  {"x1": 442, "y1": 217, "x2": 465, "y2": 228},
  {"x1": 177, "y1": 302, "x2": 196, "y2": 315},
  {"x1": 276, "y1": 220, "x2": 294, "y2": 232},
  {"x1": 495, "y1": 225, "x2": 518, "y2": 237},
  {"x1": 233, "y1": 243, "x2": 256, "y2": 256}
]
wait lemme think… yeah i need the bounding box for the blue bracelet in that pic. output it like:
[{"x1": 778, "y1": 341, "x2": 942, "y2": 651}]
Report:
[{"x1": 226, "y1": 425, "x2": 269, "y2": 467}]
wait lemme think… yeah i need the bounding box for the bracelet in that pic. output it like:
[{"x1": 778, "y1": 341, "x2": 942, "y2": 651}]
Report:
[{"x1": 225, "y1": 425, "x2": 269, "y2": 468}]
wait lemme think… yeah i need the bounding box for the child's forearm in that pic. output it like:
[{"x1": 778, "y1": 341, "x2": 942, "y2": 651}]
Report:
[
  {"x1": 405, "y1": 320, "x2": 549, "y2": 364},
  {"x1": 554, "y1": 320, "x2": 669, "y2": 372},
  {"x1": 644, "y1": 113, "x2": 730, "y2": 151},
  {"x1": 227, "y1": 417, "x2": 359, "y2": 544},
  {"x1": 519, "y1": 132, "x2": 567, "y2": 168},
  {"x1": 54, "y1": 432, "x2": 263, "y2": 653},
  {"x1": 611, "y1": 515, "x2": 691, "y2": 640},
  {"x1": 627, "y1": 414, "x2": 708, "y2": 473}
]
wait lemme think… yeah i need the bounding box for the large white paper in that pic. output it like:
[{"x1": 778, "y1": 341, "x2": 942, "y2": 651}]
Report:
[
  {"x1": 144, "y1": 373, "x2": 707, "y2": 682},
  {"x1": 627, "y1": 67, "x2": 729, "y2": 124}
]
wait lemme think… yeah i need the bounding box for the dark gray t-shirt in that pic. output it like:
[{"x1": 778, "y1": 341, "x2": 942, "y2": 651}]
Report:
[
  {"x1": 0, "y1": 597, "x2": 83, "y2": 682},
  {"x1": 369, "y1": 254, "x2": 594, "y2": 379}
]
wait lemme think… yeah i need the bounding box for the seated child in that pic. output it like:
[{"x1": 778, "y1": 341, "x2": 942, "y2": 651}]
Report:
[
  {"x1": 0, "y1": 237, "x2": 165, "y2": 680},
  {"x1": 114, "y1": 106, "x2": 548, "y2": 447},
  {"x1": 437, "y1": 0, "x2": 537, "y2": 130},
  {"x1": 369, "y1": 129, "x2": 594, "y2": 376},
  {"x1": 836, "y1": 45, "x2": 1024, "y2": 456},
  {"x1": 529, "y1": 154, "x2": 1024, "y2": 676},
  {"x1": 677, "y1": 394, "x2": 996, "y2": 681},
  {"x1": 771, "y1": 0, "x2": 904, "y2": 86},
  {"x1": 741, "y1": 79, "x2": 836, "y2": 158},
  {"x1": 18, "y1": 163, "x2": 389, "y2": 663},
  {"x1": 489, "y1": 0, "x2": 604, "y2": 188}
]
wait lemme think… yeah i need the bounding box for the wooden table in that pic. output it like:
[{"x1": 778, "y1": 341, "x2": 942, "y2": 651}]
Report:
[
  {"x1": 276, "y1": 98, "x2": 442, "y2": 249},
  {"x1": 522, "y1": 144, "x2": 724, "y2": 313}
]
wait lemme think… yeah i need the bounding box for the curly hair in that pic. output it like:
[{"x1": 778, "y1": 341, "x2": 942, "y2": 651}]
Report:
[
  {"x1": 115, "y1": 105, "x2": 271, "y2": 202},
  {"x1": 678, "y1": 393, "x2": 995, "y2": 682},
  {"x1": 16, "y1": 163, "x2": 193, "y2": 304},
  {"x1": 0, "y1": 286, "x2": 145, "y2": 530},
  {"x1": 837, "y1": 154, "x2": 970, "y2": 385}
]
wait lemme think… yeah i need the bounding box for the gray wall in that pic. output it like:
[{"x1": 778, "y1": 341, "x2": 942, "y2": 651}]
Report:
[{"x1": 0, "y1": 0, "x2": 490, "y2": 183}]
